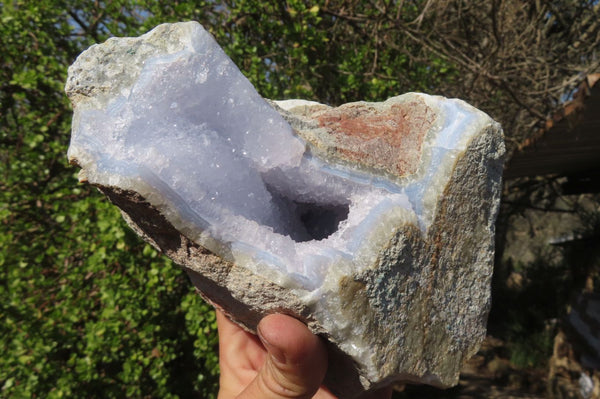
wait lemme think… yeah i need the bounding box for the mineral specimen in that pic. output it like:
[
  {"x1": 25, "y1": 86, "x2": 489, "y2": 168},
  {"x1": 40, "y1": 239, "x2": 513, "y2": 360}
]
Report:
[{"x1": 66, "y1": 22, "x2": 505, "y2": 398}]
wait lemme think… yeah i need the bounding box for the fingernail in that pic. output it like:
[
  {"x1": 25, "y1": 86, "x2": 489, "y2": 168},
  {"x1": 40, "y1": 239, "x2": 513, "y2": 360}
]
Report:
[{"x1": 257, "y1": 324, "x2": 286, "y2": 364}]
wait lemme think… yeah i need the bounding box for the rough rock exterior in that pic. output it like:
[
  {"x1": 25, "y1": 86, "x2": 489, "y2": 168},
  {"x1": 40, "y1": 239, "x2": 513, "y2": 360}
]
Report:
[{"x1": 66, "y1": 22, "x2": 505, "y2": 398}]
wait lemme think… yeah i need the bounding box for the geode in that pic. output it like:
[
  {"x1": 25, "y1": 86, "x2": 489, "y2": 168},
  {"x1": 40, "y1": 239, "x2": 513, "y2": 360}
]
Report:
[{"x1": 66, "y1": 22, "x2": 505, "y2": 398}]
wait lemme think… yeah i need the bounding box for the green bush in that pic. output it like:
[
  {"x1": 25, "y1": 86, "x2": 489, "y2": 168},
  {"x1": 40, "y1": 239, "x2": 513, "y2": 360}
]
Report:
[{"x1": 0, "y1": 2, "x2": 223, "y2": 397}]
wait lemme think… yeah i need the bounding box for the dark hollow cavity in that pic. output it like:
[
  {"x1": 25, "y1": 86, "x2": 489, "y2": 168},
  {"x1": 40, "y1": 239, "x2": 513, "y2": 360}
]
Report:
[
  {"x1": 294, "y1": 201, "x2": 349, "y2": 241},
  {"x1": 265, "y1": 184, "x2": 350, "y2": 242}
]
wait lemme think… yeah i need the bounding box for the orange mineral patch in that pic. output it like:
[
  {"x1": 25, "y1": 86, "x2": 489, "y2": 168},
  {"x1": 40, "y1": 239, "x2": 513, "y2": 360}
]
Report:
[{"x1": 317, "y1": 100, "x2": 434, "y2": 176}]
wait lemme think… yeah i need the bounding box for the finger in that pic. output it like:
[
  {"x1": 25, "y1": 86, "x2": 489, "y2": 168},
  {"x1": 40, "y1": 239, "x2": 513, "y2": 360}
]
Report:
[
  {"x1": 236, "y1": 314, "x2": 328, "y2": 399},
  {"x1": 216, "y1": 309, "x2": 241, "y2": 339},
  {"x1": 216, "y1": 310, "x2": 265, "y2": 378},
  {"x1": 216, "y1": 310, "x2": 263, "y2": 357}
]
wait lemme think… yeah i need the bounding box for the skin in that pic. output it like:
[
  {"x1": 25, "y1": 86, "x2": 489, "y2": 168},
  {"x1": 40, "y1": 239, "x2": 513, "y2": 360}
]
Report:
[{"x1": 216, "y1": 310, "x2": 393, "y2": 399}]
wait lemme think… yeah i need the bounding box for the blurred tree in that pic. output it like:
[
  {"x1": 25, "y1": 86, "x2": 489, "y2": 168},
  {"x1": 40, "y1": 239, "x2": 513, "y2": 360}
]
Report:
[{"x1": 303, "y1": 0, "x2": 599, "y2": 155}]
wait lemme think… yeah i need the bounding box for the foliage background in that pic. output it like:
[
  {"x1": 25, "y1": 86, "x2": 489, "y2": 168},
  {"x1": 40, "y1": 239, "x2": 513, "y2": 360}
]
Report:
[{"x1": 1, "y1": 0, "x2": 598, "y2": 398}]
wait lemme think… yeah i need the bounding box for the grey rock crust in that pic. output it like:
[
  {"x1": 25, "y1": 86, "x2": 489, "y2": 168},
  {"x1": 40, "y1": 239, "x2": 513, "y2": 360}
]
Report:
[{"x1": 66, "y1": 22, "x2": 505, "y2": 398}]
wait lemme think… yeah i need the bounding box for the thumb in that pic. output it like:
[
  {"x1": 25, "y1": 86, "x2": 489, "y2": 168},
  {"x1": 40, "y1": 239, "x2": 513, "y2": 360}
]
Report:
[{"x1": 237, "y1": 314, "x2": 328, "y2": 399}]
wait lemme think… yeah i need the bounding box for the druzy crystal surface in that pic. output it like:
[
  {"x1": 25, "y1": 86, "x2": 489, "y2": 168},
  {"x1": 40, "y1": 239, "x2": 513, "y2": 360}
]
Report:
[{"x1": 67, "y1": 22, "x2": 505, "y2": 398}]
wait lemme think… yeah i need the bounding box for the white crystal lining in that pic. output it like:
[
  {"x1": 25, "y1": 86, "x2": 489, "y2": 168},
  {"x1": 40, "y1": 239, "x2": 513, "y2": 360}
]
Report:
[{"x1": 68, "y1": 22, "x2": 484, "y2": 291}]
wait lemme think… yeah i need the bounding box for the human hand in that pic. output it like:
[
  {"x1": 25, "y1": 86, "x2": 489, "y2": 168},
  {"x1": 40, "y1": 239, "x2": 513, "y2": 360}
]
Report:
[{"x1": 216, "y1": 310, "x2": 393, "y2": 399}]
